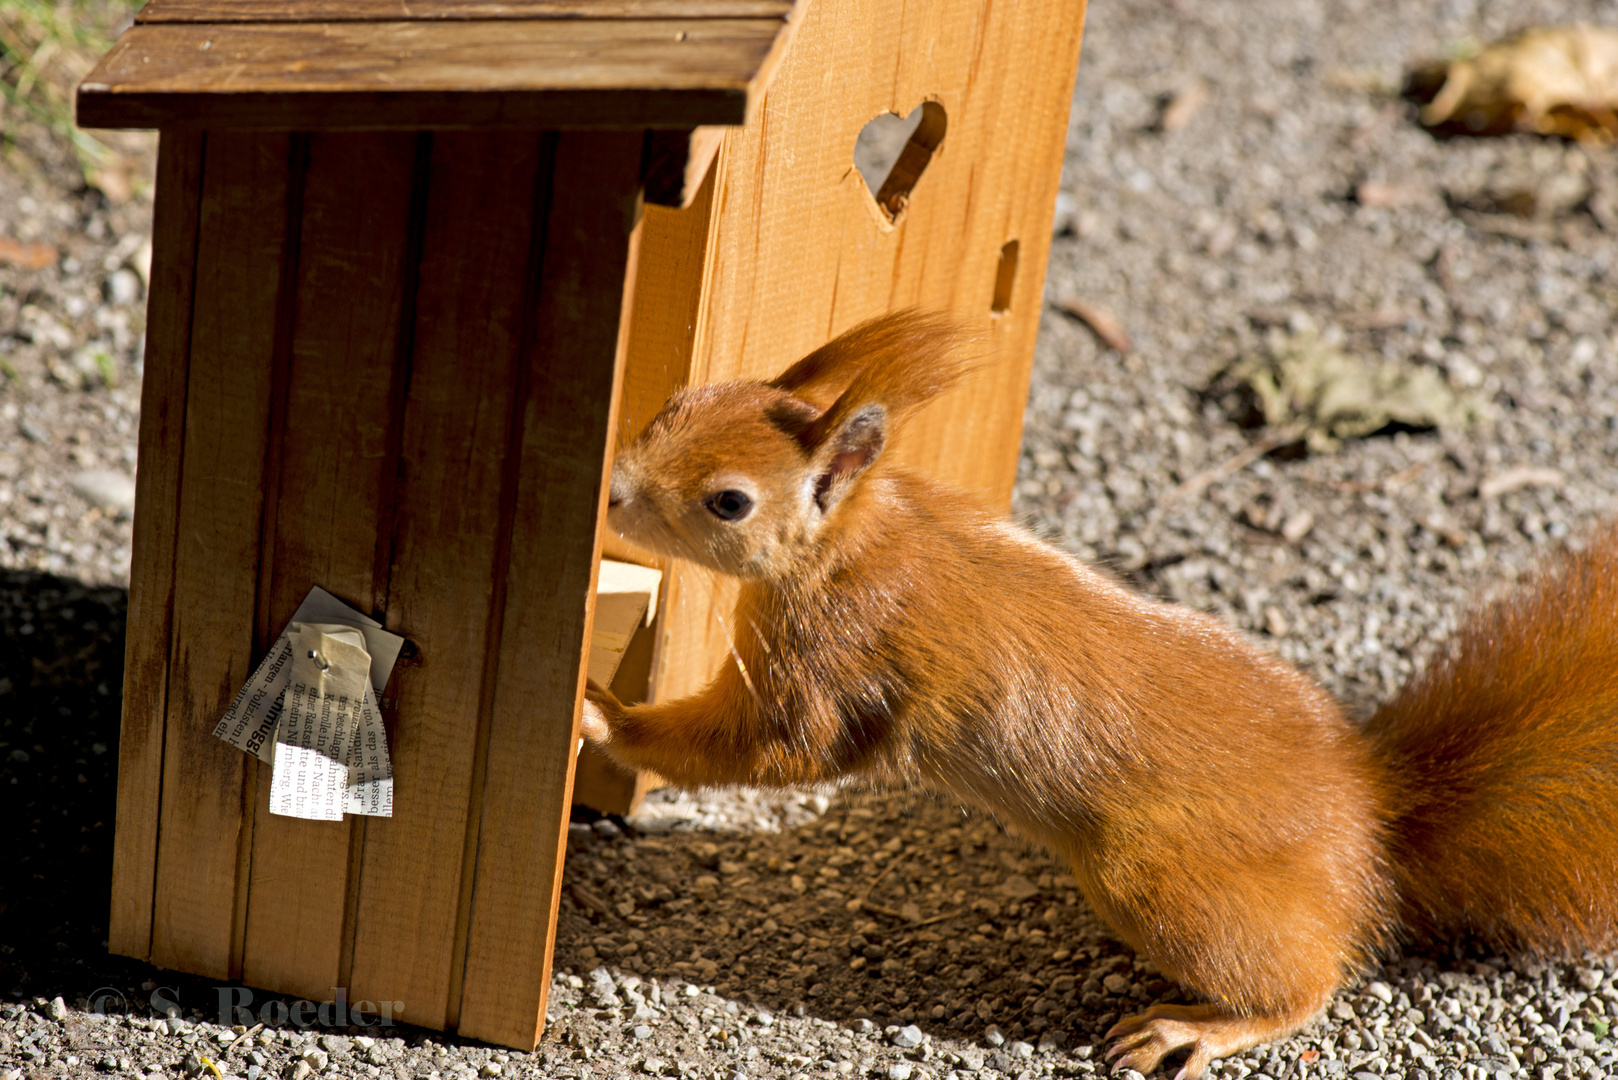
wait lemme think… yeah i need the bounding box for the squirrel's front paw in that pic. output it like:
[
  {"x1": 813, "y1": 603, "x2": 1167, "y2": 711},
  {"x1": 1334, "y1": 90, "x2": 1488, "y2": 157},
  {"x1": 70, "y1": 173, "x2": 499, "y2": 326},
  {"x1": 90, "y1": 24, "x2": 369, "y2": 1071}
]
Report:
[{"x1": 580, "y1": 679, "x2": 620, "y2": 744}]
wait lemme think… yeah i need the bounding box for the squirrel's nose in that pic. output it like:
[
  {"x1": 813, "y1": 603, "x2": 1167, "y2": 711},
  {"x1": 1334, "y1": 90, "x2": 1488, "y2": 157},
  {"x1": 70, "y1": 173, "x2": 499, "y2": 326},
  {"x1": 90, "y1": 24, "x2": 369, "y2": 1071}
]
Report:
[{"x1": 607, "y1": 469, "x2": 628, "y2": 510}]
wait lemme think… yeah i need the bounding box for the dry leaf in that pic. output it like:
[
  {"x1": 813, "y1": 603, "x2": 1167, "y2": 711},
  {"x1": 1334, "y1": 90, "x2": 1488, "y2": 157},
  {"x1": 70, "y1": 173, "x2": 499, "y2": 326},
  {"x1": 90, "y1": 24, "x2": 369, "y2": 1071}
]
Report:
[
  {"x1": 1230, "y1": 330, "x2": 1477, "y2": 452},
  {"x1": 1054, "y1": 296, "x2": 1132, "y2": 354},
  {"x1": 1415, "y1": 26, "x2": 1618, "y2": 143},
  {"x1": 0, "y1": 238, "x2": 58, "y2": 270}
]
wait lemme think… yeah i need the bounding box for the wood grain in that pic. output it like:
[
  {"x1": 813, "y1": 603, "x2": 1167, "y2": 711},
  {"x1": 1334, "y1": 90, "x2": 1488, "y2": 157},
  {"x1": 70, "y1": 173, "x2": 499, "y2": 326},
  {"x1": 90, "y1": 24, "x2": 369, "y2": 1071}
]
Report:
[
  {"x1": 572, "y1": 618, "x2": 658, "y2": 814},
  {"x1": 343, "y1": 131, "x2": 549, "y2": 1032},
  {"x1": 457, "y1": 130, "x2": 644, "y2": 1049},
  {"x1": 107, "y1": 130, "x2": 203, "y2": 962},
  {"x1": 584, "y1": 168, "x2": 714, "y2": 809},
  {"x1": 137, "y1": 0, "x2": 795, "y2": 21},
  {"x1": 239, "y1": 132, "x2": 419, "y2": 1002},
  {"x1": 149, "y1": 132, "x2": 292, "y2": 977},
  {"x1": 633, "y1": 0, "x2": 1088, "y2": 705},
  {"x1": 76, "y1": 19, "x2": 792, "y2": 131},
  {"x1": 598, "y1": 146, "x2": 719, "y2": 719}
]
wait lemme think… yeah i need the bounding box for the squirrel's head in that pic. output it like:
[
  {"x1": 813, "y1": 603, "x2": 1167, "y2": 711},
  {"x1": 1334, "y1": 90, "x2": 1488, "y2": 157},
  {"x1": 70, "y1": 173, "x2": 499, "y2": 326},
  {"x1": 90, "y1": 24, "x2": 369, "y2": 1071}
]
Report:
[{"x1": 607, "y1": 310, "x2": 972, "y2": 579}]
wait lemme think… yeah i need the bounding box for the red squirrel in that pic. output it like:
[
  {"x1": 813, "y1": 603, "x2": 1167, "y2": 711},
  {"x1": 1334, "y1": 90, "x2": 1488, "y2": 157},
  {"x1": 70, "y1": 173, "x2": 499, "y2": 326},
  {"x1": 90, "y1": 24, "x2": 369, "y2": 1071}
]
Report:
[{"x1": 581, "y1": 310, "x2": 1618, "y2": 1079}]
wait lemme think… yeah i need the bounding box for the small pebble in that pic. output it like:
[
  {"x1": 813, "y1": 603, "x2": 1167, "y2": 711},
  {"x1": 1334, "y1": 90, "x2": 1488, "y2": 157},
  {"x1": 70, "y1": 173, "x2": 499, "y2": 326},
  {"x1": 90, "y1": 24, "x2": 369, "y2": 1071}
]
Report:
[{"x1": 69, "y1": 469, "x2": 137, "y2": 514}]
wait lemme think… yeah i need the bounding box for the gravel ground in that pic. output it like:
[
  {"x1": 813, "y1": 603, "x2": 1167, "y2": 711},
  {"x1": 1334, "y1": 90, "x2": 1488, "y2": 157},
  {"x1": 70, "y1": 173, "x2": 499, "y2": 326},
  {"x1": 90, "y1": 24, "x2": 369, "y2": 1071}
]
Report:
[{"x1": 4, "y1": 0, "x2": 1618, "y2": 1079}]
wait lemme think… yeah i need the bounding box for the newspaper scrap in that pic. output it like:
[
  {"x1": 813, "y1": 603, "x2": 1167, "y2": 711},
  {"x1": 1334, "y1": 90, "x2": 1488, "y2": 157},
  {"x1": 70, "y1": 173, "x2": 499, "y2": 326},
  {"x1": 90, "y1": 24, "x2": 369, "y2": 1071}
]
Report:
[{"x1": 212, "y1": 586, "x2": 404, "y2": 820}]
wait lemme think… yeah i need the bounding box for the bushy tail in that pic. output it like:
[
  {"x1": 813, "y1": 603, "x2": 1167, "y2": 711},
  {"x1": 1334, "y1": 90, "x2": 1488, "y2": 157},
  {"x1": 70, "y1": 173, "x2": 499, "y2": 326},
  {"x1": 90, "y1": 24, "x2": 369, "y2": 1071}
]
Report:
[{"x1": 1368, "y1": 523, "x2": 1618, "y2": 955}]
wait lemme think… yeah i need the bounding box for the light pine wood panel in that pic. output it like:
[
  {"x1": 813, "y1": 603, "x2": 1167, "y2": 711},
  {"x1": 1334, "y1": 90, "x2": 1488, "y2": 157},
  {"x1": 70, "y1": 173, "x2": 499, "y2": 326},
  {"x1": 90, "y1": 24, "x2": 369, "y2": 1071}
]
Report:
[
  {"x1": 581, "y1": 159, "x2": 714, "y2": 809},
  {"x1": 137, "y1": 0, "x2": 795, "y2": 21},
  {"x1": 456, "y1": 130, "x2": 644, "y2": 1049},
  {"x1": 609, "y1": 161, "x2": 717, "y2": 470},
  {"x1": 636, "y1": 0, "x2": 1087, "y2": 704},
  {"x1": 344, "y1": 131, "x2": 548, "y2": 1031},
  {"x1": 149, "y1": 132, "x2": 292, "y2": 977},
  {"x1": 689, "y1": 0, "x2": 1087, "y2": 501},
  {"x1": 108, "y1": 130, "x2": 204, "y2": 962},
  {"x1": 239, "y1": 132, "x2": 420, "y2": 1001},
  {"x1": 77, "y1": 19, "x2": 794, "y2": 131}
]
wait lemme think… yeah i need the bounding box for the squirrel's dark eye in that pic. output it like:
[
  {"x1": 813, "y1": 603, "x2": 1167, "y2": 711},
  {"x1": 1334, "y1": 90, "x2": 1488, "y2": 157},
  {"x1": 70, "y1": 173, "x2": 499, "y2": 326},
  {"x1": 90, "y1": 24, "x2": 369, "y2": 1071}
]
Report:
[{"x1": 704, "y1": 490, "x2": 753, "y2": 521}]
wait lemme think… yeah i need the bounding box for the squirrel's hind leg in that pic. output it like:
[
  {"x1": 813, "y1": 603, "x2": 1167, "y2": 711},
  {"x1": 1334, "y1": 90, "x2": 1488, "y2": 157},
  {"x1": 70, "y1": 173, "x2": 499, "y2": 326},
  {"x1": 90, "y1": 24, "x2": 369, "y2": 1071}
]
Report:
[{"x1": 1105, "y1": 1002, "x2": 1321, "y2": 1080}]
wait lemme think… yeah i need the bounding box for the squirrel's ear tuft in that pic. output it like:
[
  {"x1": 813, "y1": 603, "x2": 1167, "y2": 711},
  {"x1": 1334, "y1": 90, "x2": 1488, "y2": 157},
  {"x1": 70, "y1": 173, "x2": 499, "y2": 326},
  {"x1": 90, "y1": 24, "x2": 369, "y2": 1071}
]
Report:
[
  {"x1": 771, "y1": 309, "x2": 975, "y2": 413},
  {"x1": 810, "y1": 403, "x2": 886, "y2": 513},
  {"x1": 780, "y1": 310, "x2": 977, "y2": 456}
]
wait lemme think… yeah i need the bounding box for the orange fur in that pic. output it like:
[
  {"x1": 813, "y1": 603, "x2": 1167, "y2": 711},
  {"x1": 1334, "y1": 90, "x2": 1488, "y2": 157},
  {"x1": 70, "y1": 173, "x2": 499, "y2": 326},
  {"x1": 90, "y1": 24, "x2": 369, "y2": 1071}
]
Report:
[
  {"x1": 583, "y1": 310, "x2": 1618, "y2": 1079},
  {"x1": 1369, "y1": 524, "x2": 1618, "y2": 954}
]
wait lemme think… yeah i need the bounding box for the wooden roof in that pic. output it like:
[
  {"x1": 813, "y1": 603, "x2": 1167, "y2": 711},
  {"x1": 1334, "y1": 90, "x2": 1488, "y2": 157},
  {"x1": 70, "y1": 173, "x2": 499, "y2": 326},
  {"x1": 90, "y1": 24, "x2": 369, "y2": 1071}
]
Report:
[{"x1": 77, "y1": 0, "x2": 803, "y2": 130}]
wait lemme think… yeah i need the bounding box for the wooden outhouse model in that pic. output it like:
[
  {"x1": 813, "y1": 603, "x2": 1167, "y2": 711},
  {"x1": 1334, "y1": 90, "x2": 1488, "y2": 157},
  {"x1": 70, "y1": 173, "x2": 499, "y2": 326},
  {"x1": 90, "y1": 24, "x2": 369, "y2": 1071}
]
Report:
[{"x1": 79, "y1": 0, "x2": 1087, "y2": 1050}]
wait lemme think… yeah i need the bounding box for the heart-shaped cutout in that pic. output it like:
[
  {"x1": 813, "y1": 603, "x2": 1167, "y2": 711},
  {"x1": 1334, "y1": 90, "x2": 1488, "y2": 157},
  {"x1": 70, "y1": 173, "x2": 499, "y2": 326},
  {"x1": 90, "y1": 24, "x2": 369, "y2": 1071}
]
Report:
[{"x1": 852, "y1": 100, "x2": 947, "y2": 220}]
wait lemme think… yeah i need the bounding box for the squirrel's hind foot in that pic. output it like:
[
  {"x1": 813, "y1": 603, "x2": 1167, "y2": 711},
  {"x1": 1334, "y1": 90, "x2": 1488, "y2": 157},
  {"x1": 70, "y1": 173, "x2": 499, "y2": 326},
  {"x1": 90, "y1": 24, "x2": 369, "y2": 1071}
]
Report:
[{"x1": 1106, "y1": 1003, "x2": 1314, "y2": 1080}]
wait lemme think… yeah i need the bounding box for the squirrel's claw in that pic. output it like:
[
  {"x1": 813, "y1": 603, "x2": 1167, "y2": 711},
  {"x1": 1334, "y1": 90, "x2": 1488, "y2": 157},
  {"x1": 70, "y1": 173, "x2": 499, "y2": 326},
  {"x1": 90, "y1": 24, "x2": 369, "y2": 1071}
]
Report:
[
  {"x1": 1106, "y1": 1003, "x2": 1313, "y2": 1080},
  {"x1": 1105, "y1": 1016, "x2": 1189, "y2": 1078}
]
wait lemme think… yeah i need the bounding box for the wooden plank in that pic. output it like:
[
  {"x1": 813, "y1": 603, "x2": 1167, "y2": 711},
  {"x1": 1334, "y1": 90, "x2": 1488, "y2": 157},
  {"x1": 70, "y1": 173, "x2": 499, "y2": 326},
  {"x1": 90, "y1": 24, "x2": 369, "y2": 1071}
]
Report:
[
  {"x1": 238, "y1": 132, "x2": 420, "y2": 1002},
  {"x1": 609, "y1": 156, "x2": 715, "y2": 462},
  {"x1": 149, "y1": 132, "x2": 292, "y2": 978},
  {"x1": 590, "y1": 137, "x2": 718, "y2": 802},
  {"x1": 77, "y1": 19, "x2": 792, "y2": 131},
  {"x1": 572, "y1": 618, "x2": 658, "y2": 814},
  {"x1": 108, "y1": 130, "x2": 204, "y2": 962},
  {"x1": 573, "y1": 563, "x2": 660, "y2": 813},
  {"x1": 643, "y1": 0, "x2": 1087, "y2": 702},
  {"x1": 138, "y1": 0, "x2": 795, "y2": 22},
  {"x1": 690, "y1": 0, "x2": 1086, "y2": 499},
  {"x1": 344, "y1": 131, "x2": 548, "y2": 1032},
  {"x1": 457, "y1": 130, "x2": 644, "y2": 1050}
]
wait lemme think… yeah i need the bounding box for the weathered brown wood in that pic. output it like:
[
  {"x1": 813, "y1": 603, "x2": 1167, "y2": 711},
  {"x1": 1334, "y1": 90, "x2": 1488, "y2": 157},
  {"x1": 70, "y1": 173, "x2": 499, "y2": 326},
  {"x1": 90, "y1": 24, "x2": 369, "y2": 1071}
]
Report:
[
  {"x1": 457, "y1": 130, "x2": 643, "y2": 1049},
  {"x1": 76, "y1": 19, "x2": 792, "y2": 131},
  {"x1": 108, "y1": 130, "x2": 204, "y2": 962},
  {"x1": 149, "y1": 131, "x2": 292, "y2": 977},
  {"x1": 342, "y1": 131, "x2": 550, "y2": 1032},
  {"x1": 238, "y1": 131, "x2": 419, "y2": 1002},
  {"x1": 138, "y1": 0, "x2": 795, "y2": 21}
]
